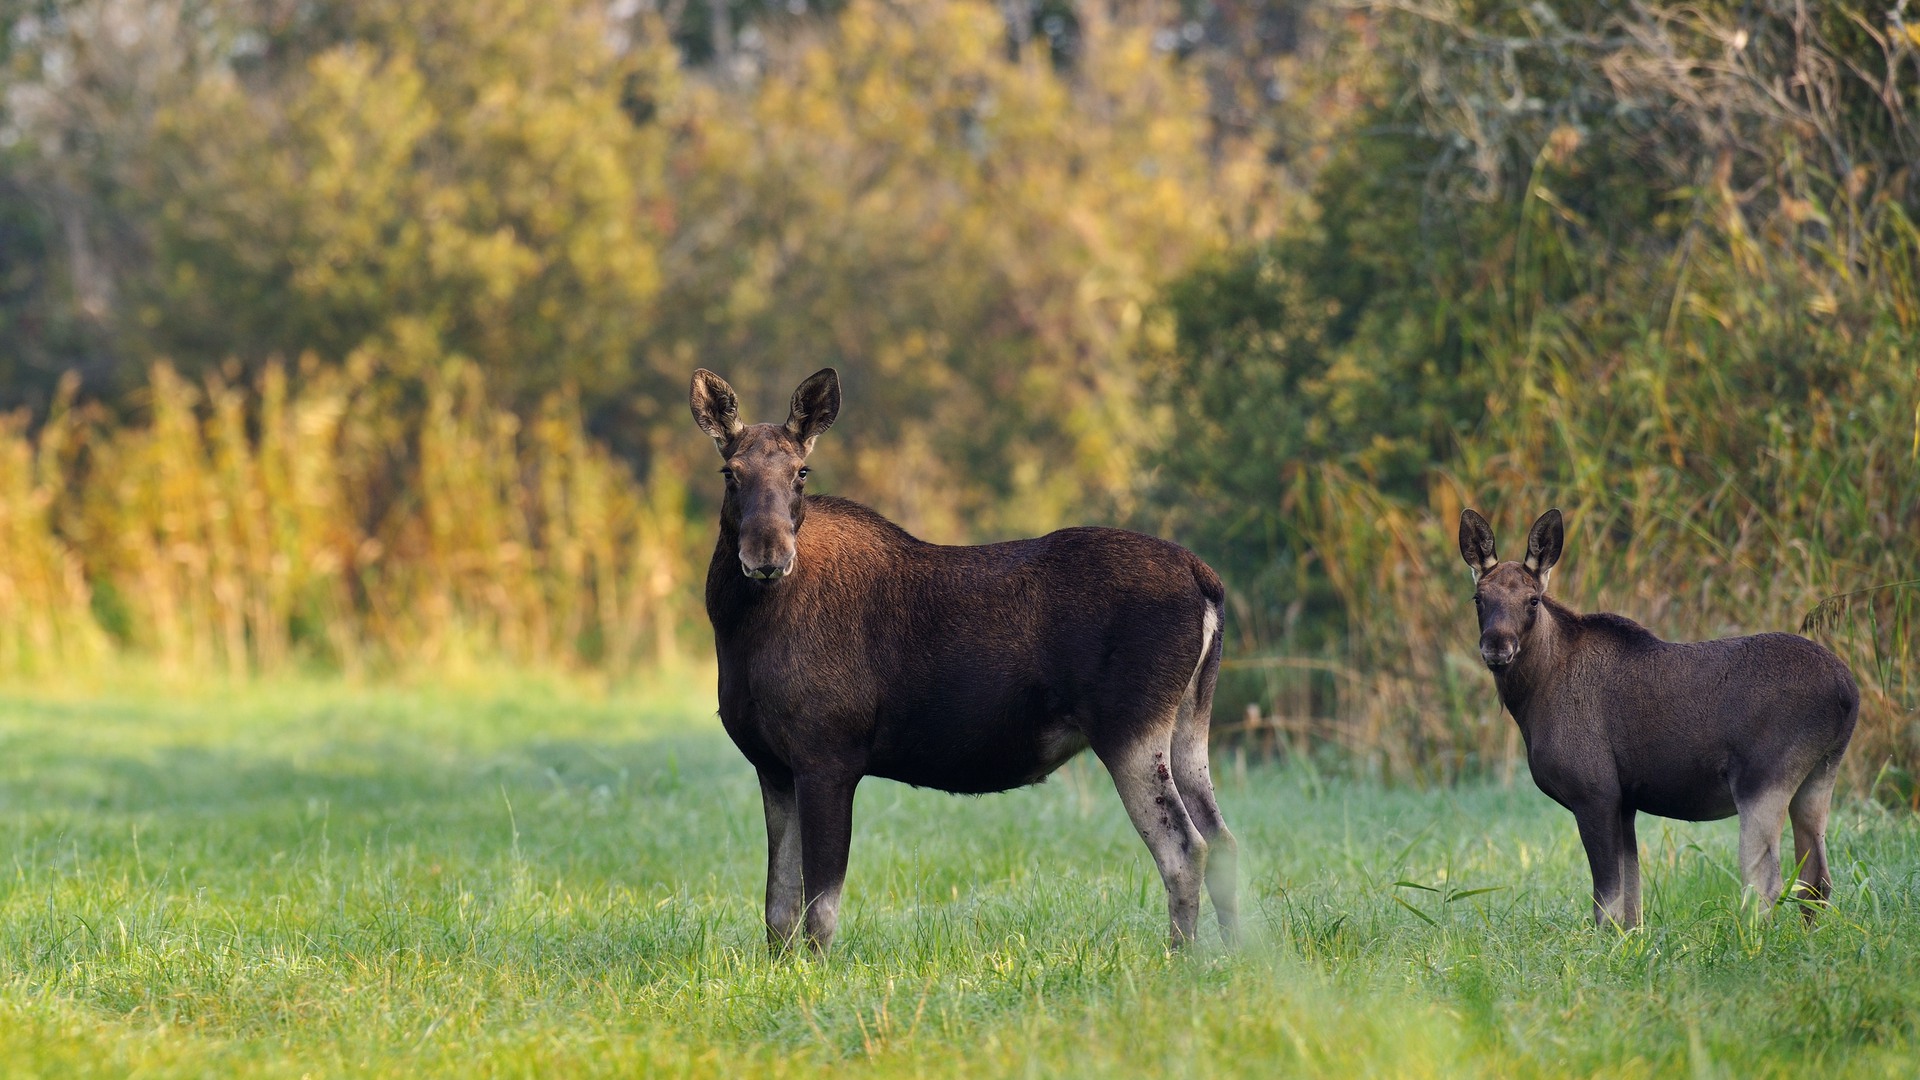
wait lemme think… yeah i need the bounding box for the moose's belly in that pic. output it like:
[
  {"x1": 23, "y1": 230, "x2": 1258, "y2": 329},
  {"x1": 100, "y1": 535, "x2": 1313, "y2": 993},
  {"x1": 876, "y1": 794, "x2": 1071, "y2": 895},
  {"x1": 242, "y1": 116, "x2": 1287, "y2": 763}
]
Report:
[
  {"x1": 1606, "y1": 733, "x2": 1739, "y2": 820},
  {"x1": 1621, "y1": 774, "x2": 1738, "y2": 822},
  {"x1": 868, "y1": 716, "x2": 1089, "y2": 795},
  {"x1": 1526, "y1": 738, "x2": 1739, "y2": 822}
]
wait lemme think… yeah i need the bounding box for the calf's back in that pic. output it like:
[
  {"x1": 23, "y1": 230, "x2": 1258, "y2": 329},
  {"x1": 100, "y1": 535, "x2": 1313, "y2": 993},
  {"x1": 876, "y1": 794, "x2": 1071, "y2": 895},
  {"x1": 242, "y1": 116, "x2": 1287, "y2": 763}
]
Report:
[{"x1": 1526, "y1": 613, "x2": 1858, "y2": 820}]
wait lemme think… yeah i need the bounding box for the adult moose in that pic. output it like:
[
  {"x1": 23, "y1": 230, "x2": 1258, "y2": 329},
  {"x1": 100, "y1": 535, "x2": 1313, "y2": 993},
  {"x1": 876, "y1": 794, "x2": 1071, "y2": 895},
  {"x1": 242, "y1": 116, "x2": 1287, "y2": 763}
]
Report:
[
  {"x1": 1459, "y1": 508, "x2": 1858, "y2": 928},
  {"x1": 691, "y1": 367, "x2": 1237, "y2": 953}
]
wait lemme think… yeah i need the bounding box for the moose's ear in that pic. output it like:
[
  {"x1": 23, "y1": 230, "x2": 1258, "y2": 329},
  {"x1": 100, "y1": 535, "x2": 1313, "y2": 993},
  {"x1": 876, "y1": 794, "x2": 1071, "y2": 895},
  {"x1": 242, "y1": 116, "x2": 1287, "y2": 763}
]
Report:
[
  {"x1": 785, "y1": 368, "x2": 840, "y2": 452},
  {"x1": 690, "y1": 369, "x2": 745, "y2": 453},
  {"x1": 1459, "y1": 509, "x2": 1498, "y2": 579},
  {"x1": 1525, "y1": 508, "x2": 1564, "y2": 585}
]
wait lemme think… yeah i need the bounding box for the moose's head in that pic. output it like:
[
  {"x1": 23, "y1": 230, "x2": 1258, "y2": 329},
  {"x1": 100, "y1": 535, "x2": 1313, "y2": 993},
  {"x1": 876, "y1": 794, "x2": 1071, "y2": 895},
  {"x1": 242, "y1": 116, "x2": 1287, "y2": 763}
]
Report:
[
  {"x1": 1458, "y1": 508, "x2": 1563, "y2": 670},
  {"x1": 690, "y1": 368, "x2": 841, "y2": 581}
]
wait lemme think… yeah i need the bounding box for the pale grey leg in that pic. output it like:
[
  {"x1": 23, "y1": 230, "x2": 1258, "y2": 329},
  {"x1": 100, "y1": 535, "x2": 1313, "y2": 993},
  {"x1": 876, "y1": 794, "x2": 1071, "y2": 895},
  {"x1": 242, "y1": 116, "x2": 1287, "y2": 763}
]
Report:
[
  {"x1": 1789, "y1": 758, "x2": 1840, "y2": 909},
  {"x1": 1099, "y1": 728, "x2": 1208, "y2": 948},
  {"x1": 1736, "y1": 786, "x2": 1793, "y2": 908},
  {"x1": 1171, "y1": 695, "x2": 1238, "y2": 943}
]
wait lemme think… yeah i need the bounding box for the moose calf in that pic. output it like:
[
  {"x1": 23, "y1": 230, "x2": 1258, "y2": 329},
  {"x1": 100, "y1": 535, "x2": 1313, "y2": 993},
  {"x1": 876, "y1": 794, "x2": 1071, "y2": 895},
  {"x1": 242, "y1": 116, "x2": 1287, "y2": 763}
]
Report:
[
  {"x1": 691, "y1": 366, "x2": 1237, "y2": 953},
  {"x1": 1459, "y1": 508, "x2": 1858, "y2": 928}
]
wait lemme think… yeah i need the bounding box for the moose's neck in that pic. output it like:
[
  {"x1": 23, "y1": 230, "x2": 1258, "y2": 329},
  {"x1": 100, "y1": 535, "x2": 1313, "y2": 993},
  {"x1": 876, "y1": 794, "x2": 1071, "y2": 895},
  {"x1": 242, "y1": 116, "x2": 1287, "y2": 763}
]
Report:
[{"x1": 705, "y1": 520, "x2": 758, "y2": 630}]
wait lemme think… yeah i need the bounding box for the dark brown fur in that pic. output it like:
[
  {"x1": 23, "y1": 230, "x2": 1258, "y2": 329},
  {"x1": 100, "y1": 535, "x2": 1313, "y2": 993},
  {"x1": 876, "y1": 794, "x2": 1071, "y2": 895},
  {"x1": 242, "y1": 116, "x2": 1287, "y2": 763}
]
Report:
[
  {"x1": 1461, "y1": 508, "x2": 1859, "y2": 927},
  {"x1": 693, "y1": 368, "x2": 1237, "y2": 952}
]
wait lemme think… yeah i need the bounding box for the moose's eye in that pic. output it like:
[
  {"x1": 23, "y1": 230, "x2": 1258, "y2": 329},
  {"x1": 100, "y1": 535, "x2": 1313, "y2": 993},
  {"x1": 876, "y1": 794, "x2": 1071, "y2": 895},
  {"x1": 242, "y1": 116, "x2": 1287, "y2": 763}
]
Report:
[
  {"x1": 797, "y1": 467, "x2": 810, "y2": 481},
  {"x1": 720, "y1": 467, "x2": 735, "y2": 482},
  {"x1": 1529, "y1": 596, "x2": 1541, "y2": 607}
]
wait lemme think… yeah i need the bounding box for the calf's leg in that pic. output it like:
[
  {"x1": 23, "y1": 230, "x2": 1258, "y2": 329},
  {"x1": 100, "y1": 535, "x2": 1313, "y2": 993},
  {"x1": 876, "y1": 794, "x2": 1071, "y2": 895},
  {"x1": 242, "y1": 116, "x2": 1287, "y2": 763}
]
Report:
[
  {"x1": 1788, "y1": 755, "x2": 1841, "y2": 912},
  {"x1": 794, "y1": 771, "x2": 860, "y2": 954},
  {"x1": 1573, "y1": 802, "x2": 1632, "y2": 928},
  {"x1": 1171, "y1": 693, "x2": 1238, "y2": 943},
  {"x1": 1098, "y1": 726, "x2": 1209, "y2": 948},
  {"x1": 1734, "y1": 783, "x2": 1793, "y2": 909},
  {"x1": 1618, "y1": 807, "x2": 1642, "y2": 928},
  {"x1": 758, "y1": 769, "x2": 804, "y2": 950}
]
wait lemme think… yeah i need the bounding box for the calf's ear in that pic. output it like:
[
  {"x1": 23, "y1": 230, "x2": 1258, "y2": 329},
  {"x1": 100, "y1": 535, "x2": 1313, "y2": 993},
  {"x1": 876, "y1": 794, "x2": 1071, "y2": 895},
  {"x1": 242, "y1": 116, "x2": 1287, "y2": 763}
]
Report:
[
  {"x1": 785, "y1": 367, "x2": 840, "y2": 453},
  {"x1": 691, "y1": 369, "x2": 745, "y2": 454},
  {"x1": 1459, "y1": 509, "x2": 1498, "y2": 579},
  {"x1": 1525, "y1": 508, "x2": 1563, "y2": 585}
]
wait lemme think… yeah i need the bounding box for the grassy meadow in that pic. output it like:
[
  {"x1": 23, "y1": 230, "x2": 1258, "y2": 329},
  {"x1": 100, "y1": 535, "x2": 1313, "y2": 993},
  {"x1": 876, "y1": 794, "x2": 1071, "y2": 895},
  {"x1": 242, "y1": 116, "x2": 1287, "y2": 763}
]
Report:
[
  {"x1": 3, "y1": 674, "x2": 1918, "y2": 1077},
  {"x1": 3, "y1": 3, "x2": 1915, "y2": 1074}
]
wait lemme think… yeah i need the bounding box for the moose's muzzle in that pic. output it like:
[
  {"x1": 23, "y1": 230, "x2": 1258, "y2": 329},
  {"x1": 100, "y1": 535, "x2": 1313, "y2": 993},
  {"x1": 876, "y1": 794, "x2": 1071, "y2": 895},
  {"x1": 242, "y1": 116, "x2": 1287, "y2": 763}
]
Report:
[
  {"x1": 1480, "y1": 635, "x2": 1519, "y2": 669},
  {"x1": 741, "y1": 553, "x2": 797, "y2": 580}
]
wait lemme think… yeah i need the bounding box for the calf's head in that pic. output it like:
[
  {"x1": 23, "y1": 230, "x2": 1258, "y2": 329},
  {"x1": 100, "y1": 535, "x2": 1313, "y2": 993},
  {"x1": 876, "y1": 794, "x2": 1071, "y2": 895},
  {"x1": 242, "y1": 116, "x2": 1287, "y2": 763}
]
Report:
[
  {"x1": 1458, "y1": 508, "x2": 1563, "y2": 669},
  {"x1": 690, "y1": 367, "x2": 841, "y2": 580}
]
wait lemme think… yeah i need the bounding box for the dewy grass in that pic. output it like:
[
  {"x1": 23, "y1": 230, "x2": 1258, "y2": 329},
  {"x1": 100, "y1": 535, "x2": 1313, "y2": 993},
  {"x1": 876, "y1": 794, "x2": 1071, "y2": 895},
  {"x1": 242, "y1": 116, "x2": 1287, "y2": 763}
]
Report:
[{"x1": 1, "y1": 680, "x2": 1917, "y2": 1077}]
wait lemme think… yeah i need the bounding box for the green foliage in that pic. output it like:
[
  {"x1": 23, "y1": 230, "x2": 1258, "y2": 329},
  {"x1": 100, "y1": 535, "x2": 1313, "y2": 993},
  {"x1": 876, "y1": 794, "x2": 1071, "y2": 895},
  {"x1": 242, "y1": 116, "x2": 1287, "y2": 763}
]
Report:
[{"x1": 5, "y1": 682, "x2": 1920, "y2": 1074}]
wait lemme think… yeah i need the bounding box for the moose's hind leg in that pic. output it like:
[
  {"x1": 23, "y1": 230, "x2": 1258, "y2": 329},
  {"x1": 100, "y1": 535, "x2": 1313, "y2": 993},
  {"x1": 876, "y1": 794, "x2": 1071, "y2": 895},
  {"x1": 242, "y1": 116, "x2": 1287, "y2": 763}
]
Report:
[
  {"x1": 1098, "y1": 726, "x2": 1208, "y2": 948},
  {"x1": 1734, "y1": 782, "x2": 1794, "y2": 909},
  {"x1": 1171, "y1": 680, "x2": 1238, "y2": 943},
  {"x1": 1788, "y1": 755, "x2": 1841, "y2": 911}
]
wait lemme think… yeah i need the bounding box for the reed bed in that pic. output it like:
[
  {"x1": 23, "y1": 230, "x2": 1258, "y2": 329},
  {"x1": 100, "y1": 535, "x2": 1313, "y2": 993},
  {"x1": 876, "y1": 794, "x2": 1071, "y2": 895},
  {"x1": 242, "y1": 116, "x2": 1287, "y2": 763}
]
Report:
[{"x1": 0, "y1": 358, "x2": 698, "y2": 680}]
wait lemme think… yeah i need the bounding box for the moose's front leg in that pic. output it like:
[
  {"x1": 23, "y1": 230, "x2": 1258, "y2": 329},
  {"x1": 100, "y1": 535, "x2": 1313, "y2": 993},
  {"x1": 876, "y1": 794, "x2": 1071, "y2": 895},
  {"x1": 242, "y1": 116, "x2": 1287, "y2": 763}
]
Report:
[
  {"x1": 758, "y1": 769, "x2": 803, "y2": 950},
  {"x1": 1618, "y1": 806, "x2": 1643, "y2": 928},
  {"x1": 1572, "y1": 800, "x2": 1632, "y2": 928},
  {"x1": 794, "y1": 770, "x2": 860, "y2": 954}
]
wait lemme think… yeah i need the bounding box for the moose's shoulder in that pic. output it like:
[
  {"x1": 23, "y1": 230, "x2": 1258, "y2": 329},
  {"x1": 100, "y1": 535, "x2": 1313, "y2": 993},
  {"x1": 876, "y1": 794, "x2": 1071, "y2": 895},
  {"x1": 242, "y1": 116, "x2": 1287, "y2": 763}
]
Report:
[
  {"x1": 1569, "y1": 614, "x2": 1837, "y2": 667},
  {"x1": 1568, "y1": 609, "x2": 1664, "y2": 650},
  {"x1": 804, "y1": 495, "x2": 923, "y2": 541}
]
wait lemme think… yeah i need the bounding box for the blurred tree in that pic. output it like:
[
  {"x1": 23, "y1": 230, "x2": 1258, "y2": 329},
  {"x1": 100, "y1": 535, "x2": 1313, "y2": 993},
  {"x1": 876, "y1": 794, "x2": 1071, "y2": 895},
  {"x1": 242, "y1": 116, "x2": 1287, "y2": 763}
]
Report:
[
  {"x1": 0, "y1": 0, "x2": 231, "y2": 408},
  {"x1": 144, "y1": 0, "x2": 673, "y2": 406},
  {"x1": 646, "y1": 0, "x2": 1266, "y2": 539}
]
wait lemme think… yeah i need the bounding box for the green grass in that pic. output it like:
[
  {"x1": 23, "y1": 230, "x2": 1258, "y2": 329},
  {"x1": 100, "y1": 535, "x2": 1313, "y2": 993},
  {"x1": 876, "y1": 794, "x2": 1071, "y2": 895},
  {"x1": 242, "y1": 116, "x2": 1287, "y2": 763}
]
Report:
[{"x1": 1, "y1": 674, "x2": 1917, "y2": 1077}]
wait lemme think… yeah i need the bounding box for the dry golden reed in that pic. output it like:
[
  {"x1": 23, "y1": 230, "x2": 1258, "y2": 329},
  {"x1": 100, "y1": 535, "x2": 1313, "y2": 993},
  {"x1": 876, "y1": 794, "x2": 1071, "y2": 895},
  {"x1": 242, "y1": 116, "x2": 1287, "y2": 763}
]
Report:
[{"x1": 0, "y1": 359, "x2": 696, "y2": 680}]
